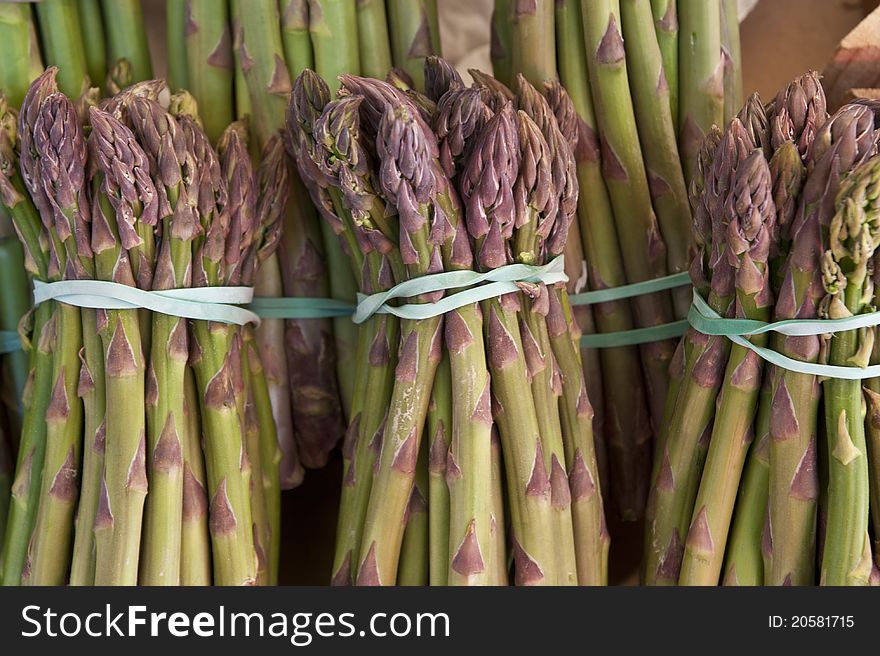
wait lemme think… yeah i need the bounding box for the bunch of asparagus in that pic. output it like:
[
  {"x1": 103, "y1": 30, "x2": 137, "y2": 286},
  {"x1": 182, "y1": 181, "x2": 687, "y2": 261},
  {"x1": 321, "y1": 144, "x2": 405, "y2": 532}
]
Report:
[
  {"x1": 0, "y1": 68, "x2": 285, "y2": 586},
  {"x1": 646, "y1": 70, "x2": 880, "y2": 586},
  {"x1": 287, "y1": 57, "x2": 607, "y2": 586},
  {"x1": 491, "y1": 0, "x2": 742, "y2": 522},
  {"x1": 167, "y1": 0, "x2": 443, "y2": 486}
]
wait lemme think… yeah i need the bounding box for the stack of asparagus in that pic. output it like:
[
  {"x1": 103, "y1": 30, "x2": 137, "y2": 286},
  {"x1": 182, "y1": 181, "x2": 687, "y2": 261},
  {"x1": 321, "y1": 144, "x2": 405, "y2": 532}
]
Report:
[
  {"x1": 0, "y1": 68, "x2": 286, "y2": 586},
  {"x1": 491, "y1": 0, "x2": 742, "y2": 521},
  {"x1": 288, "y1": 57, "x2": 607, "y2": 586},
  {"x1": 167, "y1": 0, "x2": 443, "y2": 486},
  {"x1": 645, "y1": 70, "x2": 880, "y2": 586}
]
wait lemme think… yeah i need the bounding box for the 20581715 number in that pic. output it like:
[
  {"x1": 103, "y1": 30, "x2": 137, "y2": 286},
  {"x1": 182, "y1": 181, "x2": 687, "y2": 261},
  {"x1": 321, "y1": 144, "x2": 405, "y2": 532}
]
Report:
[{"x1": 790, "y1": 616, "x2": 854, "y2": 628}]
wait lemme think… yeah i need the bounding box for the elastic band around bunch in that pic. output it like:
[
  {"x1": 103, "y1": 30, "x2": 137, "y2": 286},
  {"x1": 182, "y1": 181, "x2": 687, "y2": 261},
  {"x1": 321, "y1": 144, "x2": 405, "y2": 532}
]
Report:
[
  {"x1": 247, "y1": 297, "x2": 356, "y2": 319},
  {"x1": 33, "y1": 279, "x2": 261, "y2": 326},
  {"x1": 352, "y1": 256, "x2": 568, "y2": 324},
  {"x1": 689, "y1": 289, "x2": 880, "y2": 380},
  {"x1": 0, "y1": 330, "x2": 20, "y2": 355},
  {"x1": 569, "y1": 271, "x2": 692, "y2": 348}
]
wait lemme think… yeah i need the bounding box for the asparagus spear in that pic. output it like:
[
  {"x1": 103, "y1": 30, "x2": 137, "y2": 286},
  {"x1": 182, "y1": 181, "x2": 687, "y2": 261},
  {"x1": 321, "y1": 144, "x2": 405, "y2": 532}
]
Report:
[
  {"x1": 166, "y1": 0, "x2": 190, "y2": 92},
  {"x1": 426, "y1": 355, "x2": 450, "y2": 585},
  {"x1": 511, "y1": 0, "x2": 556, "y2": 86},
  {"x1": 34, "y1": 0, "x2": 90, "y2": 98},
  {"x1": 88, "y1": 106, "x2": 157, "y2": 585},
  {"x1": 386, "y1": 0, "x2": 441, "y2": 91},
  {"x1": 100, "y1": 0, "x2": 152, "y2": 82},
  {"x1": 678, "y1": 150, "x2": 776, "y2": 586},
  {"x1": 491, "y1": 0, "x2": 513, "y2": 87},
  {"x1": 818, "y1": 155, "x2": 880, "y2": 587},
  {"x1": 582, "y1": 0, "x2": 677, "y2": 513},
  {"x1": 644, "y1": 119, "x2": 750, "y2": 585},
  {"x1": 0, "y1": 3, "x2": 39, "y2": 107},
  {"x1": 461, "y1": 105, "x2": 558, "y2": 585},
  {"x1": 554, "y1": 1, "x2": 651, "y2": 518},
  {"x1": 763, "y1": 72, "x2": 829, "y2": 587},
  {"x1": 77, "y1": 0, "x2": 107, "y2": 94},
  {"x1": 305, "y1": 0, "x2": 362, "y2": 417},
  {"x1": 184, "y1": 0, "x2": 234, "y2": 144},
  {"x1": 677, "y1": 0, "x2": 723, "y2": 183},
  {"x1": 355, "y1": 100, "x2": 445, "y2": 586},
  {"x1": 280, "y1": 1, "x2": 313, "y2": 75},
  {"x1": 288, "y1": 78, "x2": 398, "y2": 583},
  {"x1": 397, "y1": 441, "x2": 429, "y2": 585},
  {"x1": 181, "y1": 110, "x2": 257, "y2": 586},
  {"x1": 0, "y1": 231, "x2": 28, "y2": 439},
  {"x1": 181, "y1": 367, "x2": 212, "y2": 584},
  {"x1": 544, "y1": 78, "x2": 608, "y2": 501},
  {"x1": 248, "y1": 134, "x2": 291, "y2": 584},
  {"x1": 650, "y1": 0, "x2": 678, "y2": 127},
  {"x1": 722, "y1": 412, "x2": 770, "y2": 586},
  {"x1": 620, "y1": 0, "x2": 692, "y2": 318},
  {"x1": 21, "y1": 90, "x2": 89, "y2": 586},
  {"x1": 0, "y1": 425, "x2": 9, "y2": 549},
  {"x1": 0, "y1": 87, "x2": 52, "y2": 586},
  {"x1": 127, "y1": 98, "x2": 197, "y2": 585},
  {"x1": 720, "y1": 0, "x2": 742, "y2": 125},
  {"x1": 356, "y1": 0, "x2": 393, "y2": 80}
]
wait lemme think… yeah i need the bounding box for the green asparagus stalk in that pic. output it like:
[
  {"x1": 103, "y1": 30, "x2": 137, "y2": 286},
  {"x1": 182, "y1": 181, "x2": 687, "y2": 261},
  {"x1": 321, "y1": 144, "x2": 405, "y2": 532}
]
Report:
[
  {"x1": 252, "y1": 135, "x2": 296, "y2": 582},
  {"x1": 77, "y1": 0, "x2": 107, "y2": 94},
  {"x1": 236, "y1": 2, "x2": 311, "y2": 489},
  {"x1": 166, "y1": 0, "x2": 189, "y2": 92},
  {"x1": 0, "y1": 88, "x2": 51, "y2": 586},
  {"x1": 397, "y1": 440, "x2": 429, "y2": 585},
  {"x1": 0, "y1": 3, "x2": 38, "y2": 107},
  {"x1": 22, "y1": 91, "x2": 89, "y2": 586},
  {"x1": 488, "y1": 428, "x2": 509, "y2": 585},
  {"x1": 677, "y1": 0, "x2": 723, "y2": 183},
  {"x1": 184, "y1": 0, "x2": 234, "y2": 144},
  {"x1": 461, "y1": 105, "x2": 557, "y2": 585},
  {"x1": 491, "y1": 0, "x2": 513, "y2": 87},
  {"x1": 128, "y1": 98, "x2": 197, "y2": 586},
  {"x1": 426, "y1": 355, "x2": 450, "y2": 585},
  {"x1": 722, "y1": 409, "x2": 770, "y2": 586},
  {"x1": 764, "y1": 73, "x2": 830, "y2": 587},
  {"x1": 386, "y1": 0, "x2": 440, "y2": 91},
  {"x1": 0, "y1": 425, "x2": 9, "y2": 549},
  {"x1": 720, "y1": 0, "x2": 742, "y2": 125},
  {"x1": 644, "y1": 119, "x2": 750, "y2": 585},
  {"x1": 620, "y1": 0, "x2": 692, "y2": 318},
  {"x1": 181, "y1": 109, "x2": 257, "y2": 586},
  {"x1": 355, "y1": 101, "x2": 445, "y2": 585},
  {"x1": 511, "y1": 0, "x2": 556, "y2": 86},
  {"x1": 100, "y1": 0, "x2": 152, "y2": 82},
  {"x1": 650, "y1": 0, "x2": 678, "y2": 127},
  {"x1": 287, "y1": 78, "x2": 398, "y2": 582},
  {"x1": 818, "y1": 155, "x2": 880, "y2": 587},
  {"x1": 34, "y1": 0, "x2": 89, "y2": 98},
  {"x1": 304, "y1": 0, "x2": 361, "y2": 418},
  {"x1": 0, "y1": 233, "x2": 29, "y2": 438},
  {"x1": 554, "y1": 1, "x2": 652, "y2": 519},
  {"x1": 181, "y1": 368, "x2": 212, "y2": 585},
  {"x1": 88, "y1": 106, "x2": 156, "y2": 585},
  {"x1": 679, "y1": 150, "x2": 776, "y2": 586},
  {"x1": 582, "y1": 0, "x2": 677, "y2": 512},
  {"x1": 356, "y1": 0, "x2": 393, "y2": 79},
  {"x1": 69, "y1": 305, "x2": 106, "y2": 586}
]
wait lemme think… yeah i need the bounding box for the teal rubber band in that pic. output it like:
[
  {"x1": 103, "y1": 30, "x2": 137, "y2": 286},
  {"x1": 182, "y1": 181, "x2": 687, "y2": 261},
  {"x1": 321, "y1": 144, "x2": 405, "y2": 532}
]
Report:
[
  {"x1": 33, "y1": 279, "x2": 260, "y2": 326},
  {"x1": 0, "y1": 330, "x2": 20, "y2": 354},
  {"x1": 352, "y1": 255, "x2": 568, "y2": 324},
  {"x1": 248, "y1": 297, "x2": 355, "y2": 319},
  {"x1": 580, "y1": 320, "x2": 689, "y2": 348},
  {"x1": 688, "y1": 288, "x2": 880, "y2": 380},
  {"x1": 569, "y1": 271, "x2": 691, "y2": 306}
]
